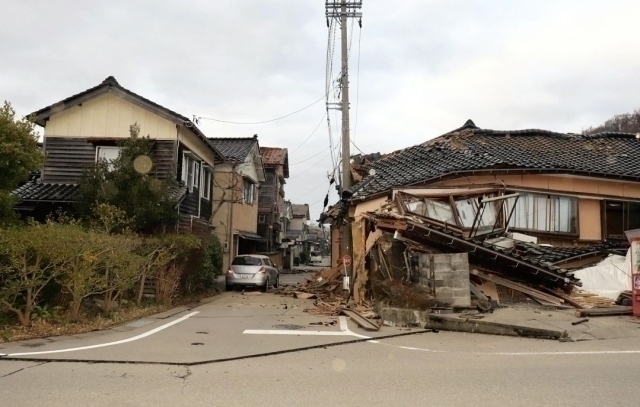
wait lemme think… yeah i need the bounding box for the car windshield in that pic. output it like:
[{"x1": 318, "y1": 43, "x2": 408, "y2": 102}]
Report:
[{"x1": 232, "y1": 256, "x2": 262, "y2": 266}]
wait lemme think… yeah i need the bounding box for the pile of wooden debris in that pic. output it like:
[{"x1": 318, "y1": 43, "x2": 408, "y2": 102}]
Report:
[{"x1": 274, "y1": 265, "x2": 380, "y2": 330}]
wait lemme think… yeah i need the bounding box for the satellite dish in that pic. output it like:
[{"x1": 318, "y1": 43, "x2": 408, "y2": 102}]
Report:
[
  {"x1": 369, "y1": 169, "x2": 376, "y2": 176},
  {"x1": 133, "y1": 155, "x2": 153, "y2": 174}
]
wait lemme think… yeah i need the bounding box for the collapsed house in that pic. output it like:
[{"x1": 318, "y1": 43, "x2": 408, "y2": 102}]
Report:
[{"x1": 310, "y1": 120, "x2": 639, "y2": 321}]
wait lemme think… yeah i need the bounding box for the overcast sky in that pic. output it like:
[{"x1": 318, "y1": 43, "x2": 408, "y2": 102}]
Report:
[{"x1": 2, "y1": 0, "x2": 640, "y2": 221}]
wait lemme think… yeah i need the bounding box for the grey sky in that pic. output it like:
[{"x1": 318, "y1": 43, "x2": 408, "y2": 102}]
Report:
[{"x1": 2, "y1": 0, "x2": 639, "y2": 220}]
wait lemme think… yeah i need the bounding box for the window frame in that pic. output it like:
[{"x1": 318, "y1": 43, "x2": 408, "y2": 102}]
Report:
[
  {"x1": 603, "y1": 200, "x2": 640, "y2": 240},
  {"x1": 243, "y1": 178, "x2": 255, "y2": 205},
  {"x1": 258, "y1": 214, "x2": 266, "y2": 223},
  {"x1": 201, "y1": 168, "x2": 212, "y2": 200},
  {"x1": 181, "y1": 152, "x2": 203, "y2": 193},
  {"x1": 96, "y1": 146, "x2": 121, "y2": 171},
  {"x1": 506, "y1": 192, "x2": 578, "y2": 236}
]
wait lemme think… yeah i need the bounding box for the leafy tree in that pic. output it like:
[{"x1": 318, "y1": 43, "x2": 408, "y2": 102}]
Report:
[
  {"x1": 77, "y1": 123, "x2": 178, "y2": 233},
  {"x1": 0, "y1": 101, "x2": 43, "y2": 226},
  {"x1": 584, "y1": 108, "x2": 640, "y2": 134}
]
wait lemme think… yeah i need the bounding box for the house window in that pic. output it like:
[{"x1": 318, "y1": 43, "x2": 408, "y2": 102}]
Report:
[
  {"x1": 181, "y1": 153, "x2": 201, "y2": 192},
  {"x1": 604, "y1": 201, "x2": 640, "y2": 239},
  {"x1": 243, "y1": 179, "x2": 255, "y2": 204},
  {"x1": 96, "y1": 146, "x2": 120, "y2": 171},
  {"x1": 259, "y1": 215, "x2": 266, "y2": 223},
  {"x1": 201, "y1": 170, "x2": 212, "y2": 200},
  {"x1": 506, "y1": 193, "x2": 577, "y2": 234}
]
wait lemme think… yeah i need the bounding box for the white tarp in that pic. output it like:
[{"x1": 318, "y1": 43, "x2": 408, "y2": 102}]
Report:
[{"x1": 573, "y1": 251, "x2": 632, "y2": 299}]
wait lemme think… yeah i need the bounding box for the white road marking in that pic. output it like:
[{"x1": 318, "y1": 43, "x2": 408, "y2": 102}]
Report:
[
  {"x1": 243, "y1": 330, "x2": 350, "y2": 336},
  {"x1": 243, "y1": 316, "x2": 370, "y2": 338},
  {"x1": 1, "y1": 311, "x2": 199, "y2": 357}
]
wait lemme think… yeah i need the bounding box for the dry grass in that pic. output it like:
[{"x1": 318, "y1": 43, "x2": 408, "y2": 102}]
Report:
[{"x1": 0, "y1": 289, "x2": 219, "y2": 343}]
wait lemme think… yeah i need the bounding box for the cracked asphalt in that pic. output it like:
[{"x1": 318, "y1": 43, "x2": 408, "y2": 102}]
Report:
[{"x1": 2, "y1": 271, "x2": 640, "y2": 406}]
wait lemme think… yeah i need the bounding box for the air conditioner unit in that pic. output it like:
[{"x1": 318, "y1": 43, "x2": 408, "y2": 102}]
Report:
[{"x1": 223, "y1": 242, "x2": 229, "y2": 252}]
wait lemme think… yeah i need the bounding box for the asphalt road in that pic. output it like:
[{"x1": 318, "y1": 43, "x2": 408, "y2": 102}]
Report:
[{"x1": 1, "y1": 272, "x2": 640, "y2": 406}]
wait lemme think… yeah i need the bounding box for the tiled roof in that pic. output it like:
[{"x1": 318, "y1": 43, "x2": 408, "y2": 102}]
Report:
[
  {"x1": 291, "y1": 203, "x2": 309, "y2": 218},
  {"x1": 14, "y1": 182, "x2": 189, "y2": 206},
  {"x1": 29, "y1": 76, "x2": 223, "y2": 160},
  {"x1": 260, "y1": 147, "x2": 289, "y2": 178},
  {"x1": 168, "y1": 185, "x2": 188, "y2": 204},
  {"x1": 13, "y1": 182, "x2": 80, "y2": 202},
  {"x1": 208, "y1": 136, "x2": 258, "y2": 162},
  {"x1": 352, "y1": 120, "x2": 640, "y2": 199}
]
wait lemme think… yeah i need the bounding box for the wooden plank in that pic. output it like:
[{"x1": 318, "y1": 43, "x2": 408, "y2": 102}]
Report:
[
  {"x1": 341, "y1": 308, "x2": 380, "y2": 331},
  {"x1": 471, "y1": 270, "x2": 563, "y2": 305},
  {"x1": 575, "y1": 307, "x2": 632, "y2": 317},
  {"x1": 538, "y1": 287, "x2": 586, "y2": 309},
  {"x1": 475, "y1": 280, "x2": 500, "y2": 304}
]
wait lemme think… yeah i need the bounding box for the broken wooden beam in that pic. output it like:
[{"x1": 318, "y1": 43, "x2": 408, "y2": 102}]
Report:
[
  {"x1": 575, "y1": 307, "x2": 633, "y2": 318},
  {"x1": 340, "y1": 308, "x2": 380, "y2": 331},
  {"x1": 471, "y1": 270, "x2": 564, "y2": 306}
]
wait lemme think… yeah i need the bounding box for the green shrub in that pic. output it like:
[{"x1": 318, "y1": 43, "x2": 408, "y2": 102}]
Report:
[
  {"x1": 299, "y1": 251, "x2": 310, "y2": 265},
  {"x1": 0, "y1": 223, "x2": 68, "y2": 326}
]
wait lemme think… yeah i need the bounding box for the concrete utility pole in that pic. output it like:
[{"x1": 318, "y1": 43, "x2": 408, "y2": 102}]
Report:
[{"x1": 326, "y1": 1, "x2": 362, "y2": 290}]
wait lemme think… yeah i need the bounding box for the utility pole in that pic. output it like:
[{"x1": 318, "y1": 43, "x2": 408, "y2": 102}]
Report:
[{"x1": 326, "y1": 1, "x2": 362, "y2": 292}]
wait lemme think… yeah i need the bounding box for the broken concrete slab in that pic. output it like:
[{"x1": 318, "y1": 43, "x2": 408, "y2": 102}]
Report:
[
  {"x1": 425, "y1": 314, "x2": 568, "y2": 340},
  {"x1": 379, "y1": 307, "x2": 431, "y2": 328}
]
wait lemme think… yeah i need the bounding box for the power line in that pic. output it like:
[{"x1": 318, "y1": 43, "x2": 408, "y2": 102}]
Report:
[
  {"x1": 290, "y1": 112, "x2": 327, "y2": 154},
  {"x1": 196, "y1": 83, "x2": 338, "y2": 125},
  {"x1": 289, "y1": 146, "x2": 330, "y2": 165},
  {"x1": 290, "y1": 151, "x2": 332, "y2": 179}
]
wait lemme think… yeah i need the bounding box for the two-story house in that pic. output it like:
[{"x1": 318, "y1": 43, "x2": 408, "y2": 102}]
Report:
[
  {"x1": 257, "y1": 147, "x2": 289, "y2": 257},
  {"x1": 208, "y1": 136, "x2": 266, "y2": 272},
  {"x1": 286, "y1": 203, "x2": 310, "y2": 262},
  {"x1": 13, "y1": 76, "x2": 221, "y2": 228}
]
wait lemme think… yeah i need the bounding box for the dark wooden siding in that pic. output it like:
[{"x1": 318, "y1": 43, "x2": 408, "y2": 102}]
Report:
[
  {"x1": 151, "y1": 140, "x2": 176, "y2": 178},
  {"x1": 259, "y1": 170, "x2": 276, "y2": 214},
  {"x1": 200, "y1": 196, "x2": 212, "y2": 220},
  {"x1": 178, "y1": 187, "x2": 199, "y2": 217},
  {"x1": 43, "y1": 137, "x2": 96, "y2": 184}
]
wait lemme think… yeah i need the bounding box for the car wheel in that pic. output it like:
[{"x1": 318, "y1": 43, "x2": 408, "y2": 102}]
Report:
[
  {"x1": 261, "y1": 278, "x2": 269, "y2": 292},
  {"x1": 274, "y1": 275, "x2": 280, "y2": 288}
]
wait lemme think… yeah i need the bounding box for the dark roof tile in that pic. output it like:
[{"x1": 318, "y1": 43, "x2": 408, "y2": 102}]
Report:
[
  {"x1": 352, "y1": 123, "x2": 640, "y2": 199},
  {"x1": 209, "y1": 137, "x2": 257, "y2": 162}
]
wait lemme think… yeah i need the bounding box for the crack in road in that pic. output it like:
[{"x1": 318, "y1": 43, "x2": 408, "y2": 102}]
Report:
[
  {"x1": 172, "y1": 366, "x2": 192, "y2": 394},
  {"x1": 0, "y1": 361, "x2": 49, "y2": 379},
  {"x1": 0, "y1": 330, "x2": 429, "y2": 367}
]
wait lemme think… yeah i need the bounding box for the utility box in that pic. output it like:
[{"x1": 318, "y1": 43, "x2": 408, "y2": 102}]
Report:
[{"x1": 625, "y1": 229, "x2": 640, "y2": 318}]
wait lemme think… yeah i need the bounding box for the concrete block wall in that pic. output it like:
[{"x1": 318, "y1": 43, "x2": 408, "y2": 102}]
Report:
[{"x1": 418, "y1": 253, "x2": 470, "y2": 307}]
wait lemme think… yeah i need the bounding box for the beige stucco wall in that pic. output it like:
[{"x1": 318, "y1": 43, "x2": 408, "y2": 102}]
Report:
[
  {"x1": 44, "y1": 92, "x2": 177, "y2": 140},
  {"x1": 578, "y1": 199, "x2": 602, "y2": 241},
  {"x1": 354, "y1": 196, "x2": 387, "y2": 220},
  {"x1": 178, "y1": 126, "x2": 217, "y2": 167},
  {"x1": 212, "y1": 169, "x2": 259, "y2": 271},
  {"x1": 436, "y1": 174, "x2": 640, "y2": 199},
  {"x1": 290, "y1": 217, "x2": 306, "y2": 231}
]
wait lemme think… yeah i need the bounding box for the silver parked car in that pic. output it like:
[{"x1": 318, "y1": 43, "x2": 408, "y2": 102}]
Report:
[{"x1": 226, "y1": 254, "x2": 280, "y2": 291}]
